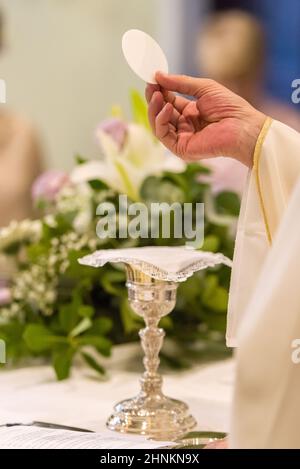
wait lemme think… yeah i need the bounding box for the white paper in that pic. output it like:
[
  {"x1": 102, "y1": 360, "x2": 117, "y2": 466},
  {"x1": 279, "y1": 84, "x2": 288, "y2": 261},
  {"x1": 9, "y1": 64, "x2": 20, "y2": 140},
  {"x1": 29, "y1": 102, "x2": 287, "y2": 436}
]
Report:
[
  {"x1": 122, "y1": 29, "x2": 168, "y2": 84},
  {"x1": 0, "y1": 426, "x2": 173, "y2": 449}
]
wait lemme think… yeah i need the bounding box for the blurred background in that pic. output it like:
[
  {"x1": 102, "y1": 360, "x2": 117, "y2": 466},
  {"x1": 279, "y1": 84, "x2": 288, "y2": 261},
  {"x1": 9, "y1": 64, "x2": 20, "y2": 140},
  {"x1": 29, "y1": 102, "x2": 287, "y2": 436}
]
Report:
[{"x1": 0, "y1": 0, "x2": 300, "y2": 225}]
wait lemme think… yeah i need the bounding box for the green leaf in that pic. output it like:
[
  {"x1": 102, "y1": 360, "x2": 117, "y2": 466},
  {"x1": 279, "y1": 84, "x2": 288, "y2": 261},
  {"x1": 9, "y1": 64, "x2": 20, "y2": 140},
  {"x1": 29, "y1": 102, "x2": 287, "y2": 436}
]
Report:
[
  {"x1": 70, "y1": 317, "x2": 92, "y2": 338},
  {"x1": 66, "y1": 249, "x2": 98, "y2": 278},
  {"x1": 202, "y1": 275, "x2": 228, "y2": 313},
  {"x1": 2, "y1": 241, "x2": 22, "y2": 256},
  {"x1": 41, "y1": 221, "x2": 56, "y2": 242},
  {"x1": 159, "y1": 315, "x2": 173, "y2": 330},
  {"x1": 0, "y1": 322, "x2": 25, "y2": 343},
  {"x1": 216, "y1": 191, "x2": 240, "y2": 216},
  {"x1": 0, "y1": 322, "x2": 28, "y2": 360},
  {"x1": 35, "y1": 198, "x2": 49, "y2": 211},
  {"x1": 203, "y1": 275, "x2": 218, "y2": 296},
  {"x1": 142, "y1": 177, "x2": 185, "y2": 204},
  {"x1": 23, "y1": 325, "x2": 67, "y2": 353},
  {"x1": 59, "y1": 304, "x2": 78, "y2": 333},
  {"x1": 26, "y1": 244, "x2": 48, "y2": 263},
  {"x1": 55, "y1": 212, "x2": 77, "y2": 233},
  {"x1": 75, "y1": 154, "x2": 88, "y2": 165},
  {"x1": 77, "y1": 335, "x2": 112, "y2": 357},
  {"x1": 204, "y1": 313, "x2": 227, "y2": 332},
  {"x1": 178, "y1": 274, "x2": 203, "y2": 305},
  {"x1": 78, "y1": 305, "x2": 95, "y2": 319},
  {"x1": 201, "y1": 235, "x2": 220, "y2": 253},
  {"x1": 89, "y1": 317, "x2": 113, "y2": 336},
  {"x1": 100, "y1": 269, "x2": 126, "y2": 297},
  {"x1": 114, "y1": 160, "x2": 139, "y2": 201},
  {"x1": 81, "y1": 352, "x2": 105, "y2": 375},
  {"x1": 203, "y1": 287, "x2": 228, "y2": 312},
  {"x1": 160, "y1": 174, "x2": 188, "y2": 199},
  {"x1": 52, "y1": 348, "x2": 74, "y2": 380},
  {"x1": 88, "y1": 179, "x2": 109, "y2": 191},
  {"x1": 130, "y1": 89, "x2": 150, "y2": 130}
]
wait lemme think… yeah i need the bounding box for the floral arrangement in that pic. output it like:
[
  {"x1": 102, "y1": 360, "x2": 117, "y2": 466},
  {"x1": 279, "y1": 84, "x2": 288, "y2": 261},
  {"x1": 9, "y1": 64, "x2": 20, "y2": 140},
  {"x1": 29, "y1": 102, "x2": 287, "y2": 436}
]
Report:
[{"x1": 0, "y1": 91, "x2": 240, "y2": 379}]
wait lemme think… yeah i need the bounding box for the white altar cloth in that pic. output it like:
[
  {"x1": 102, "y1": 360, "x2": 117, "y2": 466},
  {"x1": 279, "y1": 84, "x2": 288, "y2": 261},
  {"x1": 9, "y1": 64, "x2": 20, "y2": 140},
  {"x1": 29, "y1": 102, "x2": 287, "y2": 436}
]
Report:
[{"x1": 0, "y1": 345, "x2": 234, "y2": 436}]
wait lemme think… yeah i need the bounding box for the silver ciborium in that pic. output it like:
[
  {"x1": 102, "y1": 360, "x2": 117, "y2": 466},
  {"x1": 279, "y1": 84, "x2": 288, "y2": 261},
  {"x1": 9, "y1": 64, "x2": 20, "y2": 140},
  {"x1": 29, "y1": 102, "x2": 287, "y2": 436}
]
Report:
[{"x1": 79, "y1": 246, "x2": 231, "y2": 441}]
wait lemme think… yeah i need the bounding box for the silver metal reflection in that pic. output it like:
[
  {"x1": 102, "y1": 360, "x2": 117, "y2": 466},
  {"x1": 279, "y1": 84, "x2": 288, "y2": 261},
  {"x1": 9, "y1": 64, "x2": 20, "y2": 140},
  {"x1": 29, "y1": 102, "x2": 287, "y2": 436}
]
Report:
[{"x1": 106, "y1": 264, "x2": 196, "y2": 440}]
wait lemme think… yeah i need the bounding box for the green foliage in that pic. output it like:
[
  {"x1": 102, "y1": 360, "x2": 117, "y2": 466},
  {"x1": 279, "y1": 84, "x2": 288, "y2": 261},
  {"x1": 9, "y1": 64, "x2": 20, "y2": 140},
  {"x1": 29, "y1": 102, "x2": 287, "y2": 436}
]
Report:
[
  {"x1": 23, "y1": 325, "x2": 67, "y2": 353},
  {"x1": 216, "y1": 191, "x2": 240, "y2": 217},
  {"x1": 202, "y1": 275, "x2": 228, "y2": 313},
  {"x1": 81, "y1": 352, "x2": 105, "y2": 376},
  {"x1": 20, "y1": 307, "x2": 112, "y2": 380},
  {"x1": 53, "y1": 347, "x2": 74, "y2": 380},
  {"x1": 88, "y1": 179, "x2": 109, "y2": 191},
  {"x1": 75, "y1": 154, "x2": 88, "y2": 165},
  {"x1": 0, "y1": 92, "x2": 239, "y2": 379},
  {"x1": 130, "y1": 89, "x2": 151, "y2": 131},
  {"x1": 0, "y1": 322, "x2": 28, "y2": 361}
]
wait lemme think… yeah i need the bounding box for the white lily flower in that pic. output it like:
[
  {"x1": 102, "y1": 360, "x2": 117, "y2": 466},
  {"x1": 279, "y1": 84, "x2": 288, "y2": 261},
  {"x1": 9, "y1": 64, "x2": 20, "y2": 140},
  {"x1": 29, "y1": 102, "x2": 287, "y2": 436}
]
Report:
[{"x1": 70, "y1": 123, "x2": 185, "y2": 201}]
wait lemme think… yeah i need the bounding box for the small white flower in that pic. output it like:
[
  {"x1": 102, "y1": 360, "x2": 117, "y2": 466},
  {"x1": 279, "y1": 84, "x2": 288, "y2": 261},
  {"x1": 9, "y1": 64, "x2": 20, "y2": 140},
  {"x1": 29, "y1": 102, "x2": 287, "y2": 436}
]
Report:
[
  {"x1": 48, "y1": 255, "x2": 58, "y2": 267},
  {"x1": 44, "y1": 290, "x2": 56, "y2": 303},
  {"x1": 43, "y1": 216, "x2": 56, "y2": 228},
  {"x1": 0, "y1": 219, "x2": 42, "y2": 251},
  {"x1": 73, "y1": 210, "x2": 92, "y2": 234},
  {"x1": 51, "y1": 238, "x2": 59, "y2": 247},
  {"x1": 10, "y1": 303, "x2": 21, "y2": 315},
  {"x1": 59, "y1": 261, "x2": 69, "y2": 274}
]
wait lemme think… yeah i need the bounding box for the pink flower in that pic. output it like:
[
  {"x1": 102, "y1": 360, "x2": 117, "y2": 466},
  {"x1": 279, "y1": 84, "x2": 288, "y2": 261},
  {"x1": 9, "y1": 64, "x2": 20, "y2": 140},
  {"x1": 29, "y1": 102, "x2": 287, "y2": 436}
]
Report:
[
  {"x1": 95, "y1": 118, "x2": 128, "y2": 150},
  {"x1": 32, "y1": 170, "x2": 70, "y2": 202},
  {"x1": 199, "y1": 157, "x2": 248, "y2": 195}
]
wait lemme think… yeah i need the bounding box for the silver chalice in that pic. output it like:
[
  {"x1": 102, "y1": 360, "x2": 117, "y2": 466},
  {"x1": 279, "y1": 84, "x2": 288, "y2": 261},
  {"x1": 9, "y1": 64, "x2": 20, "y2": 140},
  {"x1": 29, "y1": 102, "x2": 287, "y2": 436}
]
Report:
[{"x1": 79, "y1": 246, "x2": 231, "y2": 440}]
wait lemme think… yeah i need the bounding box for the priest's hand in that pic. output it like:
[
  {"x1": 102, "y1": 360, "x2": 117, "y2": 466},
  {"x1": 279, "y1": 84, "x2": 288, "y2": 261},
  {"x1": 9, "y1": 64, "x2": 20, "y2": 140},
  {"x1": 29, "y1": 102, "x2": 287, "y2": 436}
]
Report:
[{"x1": 146, "y1": 72, "x2": 266, "y2": 167}]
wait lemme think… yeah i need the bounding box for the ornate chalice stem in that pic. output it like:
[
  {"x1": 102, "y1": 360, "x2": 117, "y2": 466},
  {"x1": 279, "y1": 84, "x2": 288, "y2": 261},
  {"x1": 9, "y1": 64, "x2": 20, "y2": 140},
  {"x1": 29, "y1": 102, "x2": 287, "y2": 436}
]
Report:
[
  {"x1": 139, "y1": 304, "x2": 165, "y2": 398},
  {"x1": 126, "y1": 265, "x2": 177, "y2": 399}
]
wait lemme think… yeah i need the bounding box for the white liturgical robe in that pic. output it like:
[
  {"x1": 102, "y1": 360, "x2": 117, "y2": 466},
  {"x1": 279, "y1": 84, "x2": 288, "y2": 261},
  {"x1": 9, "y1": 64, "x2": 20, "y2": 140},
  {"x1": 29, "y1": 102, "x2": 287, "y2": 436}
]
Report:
[{"x1": 228, "y1": 118, "x2": 300, "y2": 448}]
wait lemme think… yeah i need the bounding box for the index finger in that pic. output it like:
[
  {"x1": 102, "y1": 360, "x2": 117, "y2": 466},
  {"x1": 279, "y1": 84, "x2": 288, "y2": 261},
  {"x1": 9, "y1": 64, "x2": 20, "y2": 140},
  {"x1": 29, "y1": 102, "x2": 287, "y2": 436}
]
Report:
[
  {"x1": 161, "y1": 88, "x2": 190, "y2": 114},
  {"x1": 146, "y1": 81, "x2": 190, "y2": 114},
  {"x1": 155, "y1": 71, "x2": 212, "y2": 99},
  {"x1": 145, "y1": 83, "x2": 160, "y2": 104}
]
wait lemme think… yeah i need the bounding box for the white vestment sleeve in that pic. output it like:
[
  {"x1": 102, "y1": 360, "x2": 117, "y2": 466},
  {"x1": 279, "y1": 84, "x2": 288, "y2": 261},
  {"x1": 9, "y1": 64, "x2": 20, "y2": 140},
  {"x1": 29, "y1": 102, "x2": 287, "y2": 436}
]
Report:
[
  {"x1": 230, "y1": 177, "x2": 300, "y2": 448},
  {"x1": 227, "y1": 118, "x2": 300, "y2": 346}
]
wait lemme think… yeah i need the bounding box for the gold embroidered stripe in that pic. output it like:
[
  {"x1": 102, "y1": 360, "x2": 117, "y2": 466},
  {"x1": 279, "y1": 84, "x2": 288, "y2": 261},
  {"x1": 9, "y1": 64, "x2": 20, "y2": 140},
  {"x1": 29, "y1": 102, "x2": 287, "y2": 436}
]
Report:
[{"x1": 253, "y1": 116, "x2": 273, "y2": 244}]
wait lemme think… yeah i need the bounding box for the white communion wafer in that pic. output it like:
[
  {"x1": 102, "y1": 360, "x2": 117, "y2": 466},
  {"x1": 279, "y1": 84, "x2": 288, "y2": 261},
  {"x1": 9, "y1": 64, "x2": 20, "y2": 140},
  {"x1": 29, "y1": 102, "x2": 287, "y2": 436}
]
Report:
[{"x1": 122, "y1": 29, "x2": 168, "y2": 84}]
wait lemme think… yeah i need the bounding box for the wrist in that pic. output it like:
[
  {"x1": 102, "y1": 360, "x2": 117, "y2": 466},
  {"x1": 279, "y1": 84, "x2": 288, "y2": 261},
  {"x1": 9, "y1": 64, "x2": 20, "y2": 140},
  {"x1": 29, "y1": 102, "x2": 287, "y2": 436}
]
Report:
[{"x1": 238, "y1": 111, "x2": 267, "y2": 168}]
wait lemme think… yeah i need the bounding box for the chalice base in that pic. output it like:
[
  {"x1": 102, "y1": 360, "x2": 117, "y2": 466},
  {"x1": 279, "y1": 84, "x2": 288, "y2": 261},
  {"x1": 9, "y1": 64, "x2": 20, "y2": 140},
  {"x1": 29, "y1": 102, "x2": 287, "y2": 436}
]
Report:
[{"x1": 106, "y1": 392, "x2": 197, "y2": 441}]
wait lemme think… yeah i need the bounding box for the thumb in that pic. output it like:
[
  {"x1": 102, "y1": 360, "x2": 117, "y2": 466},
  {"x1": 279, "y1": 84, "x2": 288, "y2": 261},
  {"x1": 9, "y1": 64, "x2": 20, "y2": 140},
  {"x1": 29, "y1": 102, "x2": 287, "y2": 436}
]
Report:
[{"x1": 155, "y1": 72, "x2": 212, "y2": 98}]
